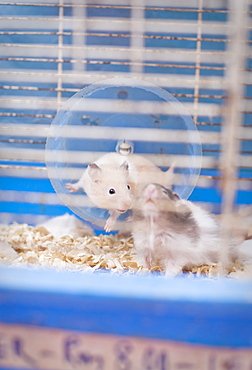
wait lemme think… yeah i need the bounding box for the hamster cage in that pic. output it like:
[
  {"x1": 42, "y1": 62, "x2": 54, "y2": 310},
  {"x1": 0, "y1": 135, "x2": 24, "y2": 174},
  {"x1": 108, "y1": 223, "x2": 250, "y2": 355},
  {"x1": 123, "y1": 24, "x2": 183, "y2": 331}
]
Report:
[{"x1": 0, "y1": 0, "x2": 252, "y2": 369}]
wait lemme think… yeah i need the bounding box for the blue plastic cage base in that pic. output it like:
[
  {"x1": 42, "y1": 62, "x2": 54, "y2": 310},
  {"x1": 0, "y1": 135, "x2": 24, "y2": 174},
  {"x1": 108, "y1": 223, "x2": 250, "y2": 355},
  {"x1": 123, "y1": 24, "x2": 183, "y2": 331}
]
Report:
[{"x1": 0, "y1": 267, "x2": 252, "y2": 347}]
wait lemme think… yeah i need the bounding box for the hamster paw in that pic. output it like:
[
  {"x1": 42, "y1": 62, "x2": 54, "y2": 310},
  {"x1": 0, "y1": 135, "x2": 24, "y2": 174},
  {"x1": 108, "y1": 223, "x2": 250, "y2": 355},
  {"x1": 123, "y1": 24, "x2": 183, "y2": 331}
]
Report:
[
  {"x1": 104, "y1": 217, "x2": 116, "y2": 233},
  {"x1": 65, "y1": 183, "x2": 80, "y2": 193},
  {"x1": 164, "y1": 261, "x2": 183, "y2": 277},
  {"x1": 125, "y1": 215, "x2": 133, "y2": 222}
]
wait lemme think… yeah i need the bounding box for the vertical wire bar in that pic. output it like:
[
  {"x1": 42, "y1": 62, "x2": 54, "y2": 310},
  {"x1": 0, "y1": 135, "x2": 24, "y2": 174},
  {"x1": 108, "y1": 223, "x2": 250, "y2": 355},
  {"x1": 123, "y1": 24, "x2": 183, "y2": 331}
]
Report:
[
  {"x1": 57, "y1": 0, "x2": 64, "y2": 111},
  {"x1": 193, "y1": 0, "x2": 203, "y2": 125},
  {"x1": 130, "y1": 0, "x2": 145, "y2": 77},
  {"x1": 72, "y1": 0, "x2": 86, "y2": 74},
  {"x1": 220, "y1": 0, "x2": 249, "y2": 262}
]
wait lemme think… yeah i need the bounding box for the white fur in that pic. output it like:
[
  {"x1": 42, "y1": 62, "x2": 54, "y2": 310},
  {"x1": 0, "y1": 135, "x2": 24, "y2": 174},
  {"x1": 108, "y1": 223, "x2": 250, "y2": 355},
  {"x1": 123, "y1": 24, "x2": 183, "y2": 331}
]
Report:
[
  {"x1": 132, "y1": 184, "x2": 223, "y2": 276},
  {"x1": 133, "y1": 220, "x2": 221, "y2": 276},
  {"x1": 66, "y1": 153, "x2": 174, "y2": 232},
  {"x1": 40, "y1": 213, "x2": 94, "y2": 238}
]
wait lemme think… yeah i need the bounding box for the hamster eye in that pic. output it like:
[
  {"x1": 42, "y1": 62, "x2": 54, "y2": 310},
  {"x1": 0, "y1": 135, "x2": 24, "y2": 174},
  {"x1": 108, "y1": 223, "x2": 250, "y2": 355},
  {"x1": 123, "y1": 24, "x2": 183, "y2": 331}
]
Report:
[
  {"x1": 109, "y1": 188, "x2": 116, "y2": 195},
  {"x1": 162, "y1": 189, "x2": 168, "y2": 196},
  {"x1": 127, "y1": 184, "x2": 130, "y2": 190}
]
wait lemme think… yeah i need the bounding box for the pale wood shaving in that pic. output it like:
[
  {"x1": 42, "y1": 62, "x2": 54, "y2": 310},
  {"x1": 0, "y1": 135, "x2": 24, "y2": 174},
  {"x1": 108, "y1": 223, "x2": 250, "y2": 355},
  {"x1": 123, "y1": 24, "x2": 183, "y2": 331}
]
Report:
[{"x1": 0, "y1": 223, "x2": 250, "y2": 278}]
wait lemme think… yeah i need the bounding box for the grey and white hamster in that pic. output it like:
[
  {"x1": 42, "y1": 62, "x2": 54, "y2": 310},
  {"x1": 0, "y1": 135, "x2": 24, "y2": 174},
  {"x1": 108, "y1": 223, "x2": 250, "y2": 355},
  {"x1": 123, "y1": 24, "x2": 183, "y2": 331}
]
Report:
[{"x1": 132, "y1": 183, "x2": 223, "y2": 276}]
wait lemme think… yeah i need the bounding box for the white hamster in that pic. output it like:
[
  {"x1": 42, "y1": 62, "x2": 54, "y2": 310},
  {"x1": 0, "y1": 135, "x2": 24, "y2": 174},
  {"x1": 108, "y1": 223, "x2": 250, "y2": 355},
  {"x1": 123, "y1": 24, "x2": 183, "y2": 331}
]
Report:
[
  {"x1": 66, "y1": 153, "x2": 174, "y2": 232},
  {"x1": 132, "y1": 183, "x2": 224, "y2": 276}
]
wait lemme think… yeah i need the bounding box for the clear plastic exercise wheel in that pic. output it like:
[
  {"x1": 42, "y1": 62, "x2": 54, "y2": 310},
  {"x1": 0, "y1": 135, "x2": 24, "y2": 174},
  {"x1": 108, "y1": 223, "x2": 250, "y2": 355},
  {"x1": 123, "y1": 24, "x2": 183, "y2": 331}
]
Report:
[{"x1": 45, "y1": 78, "x2": 202, "y2": 231}]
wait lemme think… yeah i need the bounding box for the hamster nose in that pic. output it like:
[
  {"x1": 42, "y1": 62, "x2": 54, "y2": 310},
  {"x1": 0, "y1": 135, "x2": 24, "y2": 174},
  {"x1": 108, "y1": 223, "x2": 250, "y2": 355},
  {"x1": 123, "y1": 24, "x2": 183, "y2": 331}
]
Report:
[
  {"x1": 144, "y1": 184, "x2": 157, "y2": 199},
  {"x1": 121, "y1": 198, "x2": 132, "y2": 210}
]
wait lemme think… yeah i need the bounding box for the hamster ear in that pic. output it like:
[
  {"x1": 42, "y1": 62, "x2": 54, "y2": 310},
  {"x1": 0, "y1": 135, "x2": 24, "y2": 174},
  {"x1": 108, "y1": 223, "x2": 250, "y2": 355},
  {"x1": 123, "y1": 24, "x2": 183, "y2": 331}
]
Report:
[
  {"x1": 172, "y1": 192, "x2": 180, "y2": 201},
  {"x1": 165, "y1": 162, "x2": 175, "y2": 186},
  {"x1": 120, "y1": 161, "x2": 129, "y2": 173},
  {"x1": 88, "y1": 163, "x2": 101, "y2": 181}
]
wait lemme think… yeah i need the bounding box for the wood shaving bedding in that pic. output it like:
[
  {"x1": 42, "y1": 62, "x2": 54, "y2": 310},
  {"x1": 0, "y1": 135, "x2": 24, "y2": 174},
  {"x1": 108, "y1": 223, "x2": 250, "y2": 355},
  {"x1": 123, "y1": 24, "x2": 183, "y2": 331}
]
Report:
[
  {"x1": 0, "y1": 223, "x2": 141, "y2": 273},
  {"x1": 0, "y1": 222, "x2": 251, "y2": 278}
]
